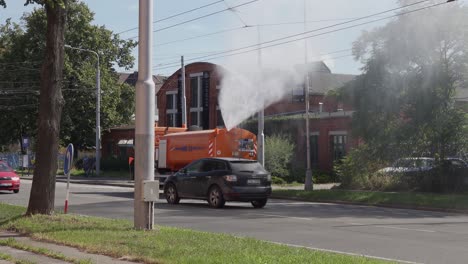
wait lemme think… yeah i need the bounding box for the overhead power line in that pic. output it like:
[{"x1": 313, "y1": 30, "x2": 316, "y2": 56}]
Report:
[
  {"x1": 154, "y1": 26, "x2": 249, "y2": 47},
  {"x1": 151, "y1": 17, "x2": 392, "y2": 49},
  {"x1": 117, "y1": 0, "x2": 224, "y2": 35},
  {"x1": 223, "y1": 0, "x2": 249, "y2": 27},
  {"x1": 153, "y1": 0, "x2": 443, "y2": 70},
  {"x1": 125, "y1": 0, "x2": 259, "y2": 40}
]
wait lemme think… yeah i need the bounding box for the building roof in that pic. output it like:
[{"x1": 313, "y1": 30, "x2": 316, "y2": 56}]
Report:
[
  {"x1": 118, "y1": 72, "x2": 167, "y2": 94},
  {"x1": 292, "y1": 61, "x2": 355, "y2": 95},
  {"x1": 308, "y1": 72, "x2": 355, "y2": 95}
]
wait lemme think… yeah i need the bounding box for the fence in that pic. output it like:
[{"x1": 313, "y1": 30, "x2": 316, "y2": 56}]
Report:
[{"x1": 0, "y1": 152, "x2": 65, "y2": 171}]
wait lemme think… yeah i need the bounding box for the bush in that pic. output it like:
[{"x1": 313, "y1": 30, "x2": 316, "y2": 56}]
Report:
[
  {"x1": 265, "y1": 134, "x2": 294, "y2": 182},
  {"x1": 335, "y1": 144, "x2": 388, "y2": 190},
  {"x1": 101, "y1": 157, "x2": 128, "y2": 171},
  {"x1": 271, "y1": 176, "x2": 286, "y2": 185},
  {"x1": 313, "y1": 171, "x2": 337, "y2": 184}
]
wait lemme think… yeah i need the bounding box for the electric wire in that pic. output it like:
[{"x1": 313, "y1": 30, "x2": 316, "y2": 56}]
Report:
[
  {"x1": 116, "y1": 0, "x2": 225, "y2": 35},
  {"x1": 153, "y1": 0, "x2": 446, "y2": 70},
  {"x1": 125, "y1": 0, "x2": 259, "y2": 39}
]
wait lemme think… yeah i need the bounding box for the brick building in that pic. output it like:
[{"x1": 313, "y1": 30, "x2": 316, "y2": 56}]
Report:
[
  {"x1": 157, "y1": 62, "x2": 224, "y2": 129},
  {"x1": 156, "y1": 61, "x2": 358, "y2": 172},
  {"x1": 101, "y1": 72, "x2": 166, "y2": 160}
]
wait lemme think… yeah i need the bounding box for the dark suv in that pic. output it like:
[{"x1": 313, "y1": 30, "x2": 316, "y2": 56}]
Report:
[{"x1": 163, "y1": 158, "x2": 272, "y2": 208}]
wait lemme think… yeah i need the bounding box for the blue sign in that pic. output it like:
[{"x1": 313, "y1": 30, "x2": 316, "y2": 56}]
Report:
[
  {"x1": 64, "y1": 144, "x2": 74, "y2": 175},
  {"x1": 22, "y1": 137, "x2": 30, "y2": 149}
]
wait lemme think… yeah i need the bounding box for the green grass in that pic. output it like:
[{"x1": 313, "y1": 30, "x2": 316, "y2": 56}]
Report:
[
  {"x1": 0, "y1": 203, "x2": 390, "y2": 264},
  {"x1": 274, "y1": 182, "x2": 304, "y2": 187},
  {"x1": 0, "y1": 252, "x2": 36, "y2": 264},
  {"x1": 0, "y1": 238, "x2": 91, "y2": 264},
  {"x1": 272, "y1": 189, "x2": 468, "y2": 210},
  {"x1": 55, "y1": 169, "x2": 131, "y2": 179}
]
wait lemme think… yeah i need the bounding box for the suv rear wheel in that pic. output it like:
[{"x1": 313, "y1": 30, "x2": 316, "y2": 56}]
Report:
[
  {"x1": 207, "y1": 186, "x2": 225, "y2": 208},
  {"x1": 164, "y1": 183, "x2": 180, "y2": 204},
  {"x1": 251, "y1": 199, "x2": 267, "y2": 208}
]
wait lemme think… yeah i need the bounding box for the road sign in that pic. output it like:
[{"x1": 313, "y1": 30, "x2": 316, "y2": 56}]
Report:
[
  {"x1": 64, "y1": 144, "x2": 74, "y2": 175},
  {"x1": 22, "y1": 136, "x2": 30, "y2": 149}
]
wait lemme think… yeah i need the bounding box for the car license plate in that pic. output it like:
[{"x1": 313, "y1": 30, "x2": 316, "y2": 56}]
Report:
[
  {"x1": 247, "y1": 179, "x2": 260, "y2": 185},
  {"x1": 0, "y1": 183, "x2": 12, "y2": 187}
]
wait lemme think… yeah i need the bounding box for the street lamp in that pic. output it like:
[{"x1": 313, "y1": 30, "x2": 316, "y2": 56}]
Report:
[{"x1": 64, "y1": 44, "x2": 101, "y2": 176}]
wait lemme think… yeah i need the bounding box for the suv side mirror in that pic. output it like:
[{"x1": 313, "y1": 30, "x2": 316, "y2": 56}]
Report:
[{"x1": 180, "y1": 168, "x2": 187, "y2": 174}]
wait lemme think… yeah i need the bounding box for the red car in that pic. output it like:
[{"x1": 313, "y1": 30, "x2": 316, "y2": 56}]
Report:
[{"x1": 0, "y1": 161, "x2": 20, "y2": 193}]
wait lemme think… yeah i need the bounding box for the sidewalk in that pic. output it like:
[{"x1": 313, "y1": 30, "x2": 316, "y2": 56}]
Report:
[{"x1": 0, "y1": 231, "x2": 137, "y2": 264}]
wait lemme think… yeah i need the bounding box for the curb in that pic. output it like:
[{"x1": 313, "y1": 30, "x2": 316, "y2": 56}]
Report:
[
  {"x1": 21, "y1": 177, "x2": 134, "y2": 188},
  {"x1": 270, "y1": 195, "x2": 468, "y2": 214}
]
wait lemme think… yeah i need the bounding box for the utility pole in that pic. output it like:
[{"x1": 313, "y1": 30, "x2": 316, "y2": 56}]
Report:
[
  {"x1": 181, "y1": 56, "x2": 187, "y2": 128},
  {"x1": 304, "y1": 0, "x2": 313, "y2": 191},
  {"x1": 135, "y1": 0, "x2": 155, "y2": 230},
  {"x1": 63, "y1": 45, "x2": 100, "y2": 176},
  {"x1": 257, "y1": 25, "x2": 265, "y2": 166}
]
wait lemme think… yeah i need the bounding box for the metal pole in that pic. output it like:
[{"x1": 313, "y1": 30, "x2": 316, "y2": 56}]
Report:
[
  {"x1": 96, "y1": 57, "x2": 101, "y2": 176},
  {"x1": 304, "y1": 0, "x2": 313, "y2": 191},
  {"x1": 135, "y1": 0, "x2": 155, "y2": 230},
  {"x1": 63, "y1": 45, "x2": 100, "y2": 176},
  {"x1": 257, "y1": 26, "x2": 265, "y2": 166},
  {"x1": 181, "y1": 56, "x2": 187, "y2": 128}
]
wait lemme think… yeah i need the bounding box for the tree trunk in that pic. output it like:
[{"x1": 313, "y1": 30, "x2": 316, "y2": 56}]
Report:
[{"x1": 26, "y1": 1, "x2": 67, "y2": 215}]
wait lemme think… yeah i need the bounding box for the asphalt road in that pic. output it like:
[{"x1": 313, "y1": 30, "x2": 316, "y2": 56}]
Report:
[{"x1": 3, "y1": 181, "x2": 468, "y2": 264}]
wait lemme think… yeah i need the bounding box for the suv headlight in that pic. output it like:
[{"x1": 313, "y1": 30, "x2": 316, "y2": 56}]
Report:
[
  {"x1": 267, "y1": 174, "x2": 271, "y2": 182},
  {"x1": 223, "y1": 175, "x2": 237, "y2": 182},
  {"x1": 12, "y1": 177, "x2": 20, "y2": 181}
]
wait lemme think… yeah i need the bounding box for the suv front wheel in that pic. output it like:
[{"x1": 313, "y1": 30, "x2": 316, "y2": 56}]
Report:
[
  {"x1": 207, "y1": 186, "x2": 225, "y2": 208},
  {"x1": 164, "y1": 183, "x2": 180, "y2": 204}
]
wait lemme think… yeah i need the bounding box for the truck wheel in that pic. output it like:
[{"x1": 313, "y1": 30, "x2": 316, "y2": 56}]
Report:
[
  {"x1": 13, "y1": 189, "x2": 19, "y2": 194},
  {"x1": 207, "y1": 186, "x2": 225, "y2": 208},
  {"x1": 164, "y1": 183, "x2": 180, "y2": 204},
  {"x1": 251, "y1": 199, "x2": 267, "y2": 208}
]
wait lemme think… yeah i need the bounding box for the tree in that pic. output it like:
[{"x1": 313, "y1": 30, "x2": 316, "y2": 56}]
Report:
[
  {"x1": 0, "y1": 2, "x2": 136, "y2": 150},
  {"x1": 0, "y1": 0, "x2": 135, "y2": 215},
  {"x1": 339, "y1": 0, "x2": 468, "y2": 162}
]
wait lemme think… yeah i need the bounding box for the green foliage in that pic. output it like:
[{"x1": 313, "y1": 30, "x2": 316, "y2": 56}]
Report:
[
  {"x1": 334, "y1": 1, "x2": 468, "y2": 191},
  {"x1": 264, "y1": 134, "x2": 294, "y2": 181},
  {"x1": 271, "y1": 176, "x2": 286, "y2": 185},
  {"x1": 0, "y1": 2, "x2": 137, "y2": 149},
  {"x1": 335, "y1": 144, "x2": 388, "y2": 190},
  {"x1": 100, "y1": 157, "x2": 127, "y2": 171}
]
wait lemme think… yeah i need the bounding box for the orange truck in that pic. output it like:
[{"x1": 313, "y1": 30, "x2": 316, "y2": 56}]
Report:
[{"x1": 156, "y1": 127, "x2": 257, "y2": 173}]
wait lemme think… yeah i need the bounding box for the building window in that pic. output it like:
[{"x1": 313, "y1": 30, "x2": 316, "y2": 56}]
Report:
[
  {"x1": 166, "y1": 91, "x2": 177, "y2": 127},
  {"x1": 190, "y1": 74, "x2": 203, "y2": 127},
  {"x1": 292, "y1": 85, "x2": 305, "y2": 102},
  {"x1": 331, "y1": 135, "x2": 347, "y2": 161},
  {"x1": 310, "y1": 135, "x2": 319, "y2": 166}
]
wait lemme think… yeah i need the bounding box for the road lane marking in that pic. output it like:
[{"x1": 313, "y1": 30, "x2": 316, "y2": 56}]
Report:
[
  {"x1": 344, "y1": 223, "x2": 436, "y2": 233},
  {"x1": 377, "y1": 225, "x2": 436, "y2": 233},
  {"x1": 250, "y1": 213, "x2": 314, "y2": 221},
  {"x1": 269, "y1": 241, "x2": 423, "y2": 264}
]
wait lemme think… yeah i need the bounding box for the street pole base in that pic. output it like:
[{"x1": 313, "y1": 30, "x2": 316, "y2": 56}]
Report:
[{"x1": 304, "y1": 169, "x2": 313, "y2": 191}]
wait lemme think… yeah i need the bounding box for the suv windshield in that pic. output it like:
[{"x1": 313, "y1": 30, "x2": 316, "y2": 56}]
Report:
[{"x1": 229, "y1": 161, "x2": 266, "y2": 173}]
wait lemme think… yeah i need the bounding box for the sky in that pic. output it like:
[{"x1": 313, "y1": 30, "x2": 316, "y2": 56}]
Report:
[{"x1": 1, "y1": 0, "x2": 466, "y2": 77}]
